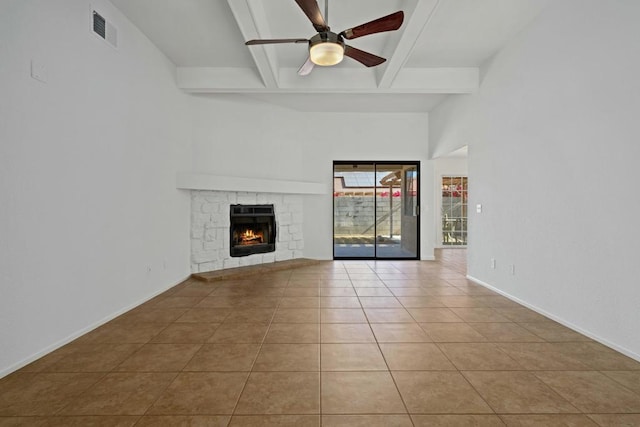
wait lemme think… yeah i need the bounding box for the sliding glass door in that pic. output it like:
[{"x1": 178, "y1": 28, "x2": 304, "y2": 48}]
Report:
[{"x1": 333, "y1": 161, "x2": 420, "y2": 260}]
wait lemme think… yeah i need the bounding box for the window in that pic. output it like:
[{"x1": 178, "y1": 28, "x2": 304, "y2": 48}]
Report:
[{"x1": 441, "y1": 176, "x2": 467, "y2": 245}]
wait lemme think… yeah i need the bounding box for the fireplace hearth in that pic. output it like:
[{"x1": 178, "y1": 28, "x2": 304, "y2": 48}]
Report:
[{"x1": 230, "y1": 204, "x2": 276, "y2": 257}]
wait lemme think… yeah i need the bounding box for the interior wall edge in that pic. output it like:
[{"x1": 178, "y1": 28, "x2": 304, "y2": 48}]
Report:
[
  {"x1": 466, "y1": 274, "x2": 640, "y2": 363},
  {"x1": 0, "y1": 275, "x2": 191, "y2": 379}
]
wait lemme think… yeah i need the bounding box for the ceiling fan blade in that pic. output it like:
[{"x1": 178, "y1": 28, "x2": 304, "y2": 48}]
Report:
[
  {"x1": 245, "y1": 38, "x2": 308, "y2": 45},
  {"x1": 294, "y1": 0, "x2": 328, "y2": 32},
  {"x1": 344, "y1": 45, "x2": 386, "y2": 67},
  {"x1": 298, "y1": 57, "x2": 315, "y2": 76},
  {"x1": 341, "y1": 11, "x2": 404, "y2": 40}
]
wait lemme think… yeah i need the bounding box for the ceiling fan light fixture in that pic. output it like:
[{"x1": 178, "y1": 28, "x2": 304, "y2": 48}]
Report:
[
  {"x1": 309, "y1": 32, "x2": 344, "y2": 66},
  {"x1": 310, "y1": 42, "x2": 344, "y2": 66}
]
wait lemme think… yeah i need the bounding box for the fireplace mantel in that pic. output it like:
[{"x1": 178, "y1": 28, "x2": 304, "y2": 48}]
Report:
[{"x1": 177, "y1": 173, "x2": 329, "y2": 195}]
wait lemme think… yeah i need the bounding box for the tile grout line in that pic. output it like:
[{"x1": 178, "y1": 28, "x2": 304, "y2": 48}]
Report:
[
  {"x1": 227, "y1": 272, "x2": 294, "y2": 420},
  {"x1": 7, "y1": 255, "x2": 640, "y2": 424},
  {"x1": 61, "y1": 290, "x2": 216, "y2": 418},
  {"x1": 361, "y1": 267, "x2": 416, "y2": 426},
  {"x1": 139, "y1": 283, "x2": 219, "y2": 419},
  {"x1": 318, "y1": 268, "x2": 328, "y2": 426}
]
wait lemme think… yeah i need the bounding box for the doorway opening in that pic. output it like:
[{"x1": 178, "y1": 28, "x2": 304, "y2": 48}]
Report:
[{"x1": 333, "y1": 161, "x2": 420, "y2": 260}]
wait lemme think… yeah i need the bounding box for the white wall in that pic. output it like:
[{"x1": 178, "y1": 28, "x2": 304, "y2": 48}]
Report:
[
  {"x1": 0, "y1": 0, "x2": 192, "y2": 376},
  {"x1": 429, "y1": 0, "x2": 640, "y2": 359},
  {"x1": 189, "y1": 96, "x2": 433, "y2": 260}
]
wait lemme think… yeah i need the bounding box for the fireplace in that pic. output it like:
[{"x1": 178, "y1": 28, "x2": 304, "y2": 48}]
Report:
[{"x1": 230, "y1": 204, "x2": 276, "y2": 257}]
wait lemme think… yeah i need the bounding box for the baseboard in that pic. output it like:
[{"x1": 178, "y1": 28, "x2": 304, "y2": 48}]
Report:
[
  {"x1": 0, "y1": 275, "x2": 190, "y2": 379},
  {"x1": 466, "y1": 275, "x2": 640, "y2": 363},
  {"x1": 421, "y1": 255, "x2": 436, "y2": 261}
]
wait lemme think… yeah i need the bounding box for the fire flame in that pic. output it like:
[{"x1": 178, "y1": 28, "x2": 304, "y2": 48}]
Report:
[{"x1": 238, "y1": 228, "x2": 263, "y2": 245}]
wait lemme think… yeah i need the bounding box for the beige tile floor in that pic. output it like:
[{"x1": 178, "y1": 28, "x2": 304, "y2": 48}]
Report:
[{"x1": 2, "y1": 250, "x2": 640, "y2": 426}]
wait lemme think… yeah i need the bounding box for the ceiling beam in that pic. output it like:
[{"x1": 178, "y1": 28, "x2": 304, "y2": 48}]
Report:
[
  {"x1": 177, "y1": 66, "x2": 478, "y2": 93},
  {"x1": 227, "y1": 0, "x2": 279, "y2": 88},
  {"x1": 377, "y1": 0, "x2": 441, "y2": 89}
]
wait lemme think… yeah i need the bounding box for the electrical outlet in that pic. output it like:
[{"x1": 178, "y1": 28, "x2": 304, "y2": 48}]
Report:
[
  {"x1": 510, "y1": 264, "x2": 516, "y2": 275},
  {"x1": 491, "y1": 258, "x2": 496, "y2": 269}
]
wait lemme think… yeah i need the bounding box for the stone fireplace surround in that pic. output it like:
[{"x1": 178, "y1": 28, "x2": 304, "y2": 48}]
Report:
[
  {"x1": 179, "y1": 173, "x2": 329, "y2": 274},
  {"x1": 190, "y1": 190, "x2": 304, "y2": 273}
]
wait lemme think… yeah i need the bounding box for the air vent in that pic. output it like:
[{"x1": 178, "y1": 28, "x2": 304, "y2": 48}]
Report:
[
  {"x1": 92, "y1": 11, "x2": 106, "y2": 38},
  {"x1": 92, "y1": 10, "x2": 118, "y2": 48}
]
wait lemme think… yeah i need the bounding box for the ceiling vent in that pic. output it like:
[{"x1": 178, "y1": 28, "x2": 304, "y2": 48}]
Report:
[{"x1": 92, "y1": 10, "x2": 118, "y2": 48}]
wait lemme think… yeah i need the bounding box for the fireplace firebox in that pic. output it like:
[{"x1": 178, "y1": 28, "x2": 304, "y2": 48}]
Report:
[{"x1": 230, "y1": 204, "x2": 276, "y2": 257}]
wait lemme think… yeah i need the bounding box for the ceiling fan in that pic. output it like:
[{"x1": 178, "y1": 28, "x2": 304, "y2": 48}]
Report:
[{"x1": 244, "y1": 0, "x2": 404, "y2": 76}]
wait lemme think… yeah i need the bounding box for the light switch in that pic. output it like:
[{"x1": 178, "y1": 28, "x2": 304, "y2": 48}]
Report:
[{"x1": 476, "y1": 204, "x2": 482, "y2": 213}]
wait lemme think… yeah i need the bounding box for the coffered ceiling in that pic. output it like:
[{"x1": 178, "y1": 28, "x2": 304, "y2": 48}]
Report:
[{"x1": 110, "y1": 0, "x2": 549, "y2": 112}]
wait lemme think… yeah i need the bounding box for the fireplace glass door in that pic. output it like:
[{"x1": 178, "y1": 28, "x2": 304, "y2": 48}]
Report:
[
  {"x1": 333, "y1": 162, "x2": 420, "y2": 260},
  {"x1": 229, "y1": 204, "x2": 276, "y2": 257}
]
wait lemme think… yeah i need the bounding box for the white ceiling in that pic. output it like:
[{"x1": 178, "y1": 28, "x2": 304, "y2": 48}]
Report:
[{"x1": 110, "y1": 0, "x2": 549, "y2": 112}]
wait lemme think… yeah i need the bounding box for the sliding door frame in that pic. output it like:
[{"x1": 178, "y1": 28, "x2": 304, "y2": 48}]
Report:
[{"x1": 333, "y1": 160, "x2": 421, "y2": 260}]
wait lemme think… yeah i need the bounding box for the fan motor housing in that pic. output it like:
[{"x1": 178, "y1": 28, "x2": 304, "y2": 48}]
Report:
[{"x1": 309, "y1": 31, "x2": 344, "y2": 47}]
